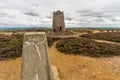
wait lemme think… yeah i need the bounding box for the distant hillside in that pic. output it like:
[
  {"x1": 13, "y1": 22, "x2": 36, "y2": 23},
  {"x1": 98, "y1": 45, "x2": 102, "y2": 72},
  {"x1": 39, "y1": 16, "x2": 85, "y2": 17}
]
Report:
[{"x1": 0, "y1": 27, "x2": 51, "y2": 31}]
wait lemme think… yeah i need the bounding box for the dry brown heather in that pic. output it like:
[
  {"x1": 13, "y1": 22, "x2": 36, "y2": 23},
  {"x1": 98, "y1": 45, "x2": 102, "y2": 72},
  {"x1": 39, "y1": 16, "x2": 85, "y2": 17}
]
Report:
[
  {"x1": 56, "y1": 37, "x2": 120, "y2": 57},
  {"x1": 0, "y1": 34, "x2": 23, "y2": 60},
  {"x1": 81, "y1": 32, "x2": 120, "y2": 43}
]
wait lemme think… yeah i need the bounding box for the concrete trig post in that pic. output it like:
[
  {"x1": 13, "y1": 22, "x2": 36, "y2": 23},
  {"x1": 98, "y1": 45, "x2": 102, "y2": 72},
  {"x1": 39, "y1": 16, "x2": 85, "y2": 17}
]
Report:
[{"x1": 20, "y1": 32, "x2": 52, "y2": 80}]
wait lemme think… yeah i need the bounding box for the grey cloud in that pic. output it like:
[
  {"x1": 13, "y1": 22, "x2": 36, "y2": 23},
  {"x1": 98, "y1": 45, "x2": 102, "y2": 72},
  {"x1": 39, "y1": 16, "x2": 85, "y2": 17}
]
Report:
[
  {"x1": 32, "y1": 3, "x2": 39, "y2": 8},
  {"x1": 110, "y1": 17, "x2": 120, "y2": 22},
  {"x1": 83, "y1": 13, "x2": 110, "y2": 18},
  {"x1": 40, "y1": 20, "x2": 49, "y2": 24},
  {"x1": 75, "y1": 19, "x2": 91, "y2": 23},
  {"x1": 0, "y1": 12, "x2": 16, "y2": 19},
  {"x1": 39, "y1": 20, "x2": 51, "y2": 25},
  {"x1": 0, "y1": 13, "x2": 8, "y2": 17},
  {"x1": 24, "y1": 12, "x2": 40, "y2": 17},
  {"x1": 94, "y1": 19, "x2": 105, "y2": 22},
  {"x1": 76, "y1": 10, "x2": 92, "y2": 13},
  {"x1": 78, "y1": 10, "x2": 111, "y2": 18},
  {"x1": 45, "y1": 15, "x2": 52, "y2": 19},
  {"x1": 65, "y1": 17, "x2": 75, "y2": 21}
]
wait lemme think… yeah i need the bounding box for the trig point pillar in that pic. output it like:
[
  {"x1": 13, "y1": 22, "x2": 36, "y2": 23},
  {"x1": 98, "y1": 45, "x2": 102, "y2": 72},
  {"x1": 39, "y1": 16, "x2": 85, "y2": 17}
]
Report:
[{"x1": 21, "y1": 32, "x2": 52, "y2": 80}]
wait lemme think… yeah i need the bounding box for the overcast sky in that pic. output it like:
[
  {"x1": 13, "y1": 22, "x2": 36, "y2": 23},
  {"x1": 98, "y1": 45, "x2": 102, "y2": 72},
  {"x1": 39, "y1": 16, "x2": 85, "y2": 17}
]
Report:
[{"x1": 0, "y1": 0, "x2": 120, "y2": 27}]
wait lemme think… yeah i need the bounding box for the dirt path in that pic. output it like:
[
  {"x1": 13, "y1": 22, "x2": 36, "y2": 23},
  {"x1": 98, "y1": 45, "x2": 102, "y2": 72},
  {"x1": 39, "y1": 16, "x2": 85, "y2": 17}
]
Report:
[
  {"x1": 70, "y1": 30, "x2": 88, "y2": 36},
  {"x1": 94, "y1": 39, "x2": 120, "y2": 45},
  {"x1": 49, "y1": 41, "x2": 120, "y2": 80},
  {"x1": 0, "y1": 58, "x2": 21, "y2": 80},
  {"x1": 48, "y1": 30, "x2": 87, "y2": 38}
]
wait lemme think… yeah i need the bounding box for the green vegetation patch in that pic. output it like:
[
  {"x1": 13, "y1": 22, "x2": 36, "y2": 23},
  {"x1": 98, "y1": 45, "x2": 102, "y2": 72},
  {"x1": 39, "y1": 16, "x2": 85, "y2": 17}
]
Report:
[
  {"x1": 56, "y1": 37, "x2": 120, "y2": 57},
  {"x1": 0, "y1": 34, "x2": 23, "y2": 60},
  {"x1": 81, "y1": 32, "x2": 120, "y2": 43}
]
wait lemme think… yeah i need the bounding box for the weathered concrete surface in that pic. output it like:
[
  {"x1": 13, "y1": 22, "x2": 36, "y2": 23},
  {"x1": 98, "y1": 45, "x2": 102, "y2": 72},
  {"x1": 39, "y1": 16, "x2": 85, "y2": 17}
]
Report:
[{"x1": 21, "y1": 32, "x2": 52, "y2": 80}]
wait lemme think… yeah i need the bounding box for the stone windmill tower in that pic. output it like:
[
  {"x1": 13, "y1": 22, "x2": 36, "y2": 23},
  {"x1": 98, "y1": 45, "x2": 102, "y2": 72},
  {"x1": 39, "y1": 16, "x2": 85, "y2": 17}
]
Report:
[{"x1": 52, "y1": 10, "x2": 65, "y2": 32}]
